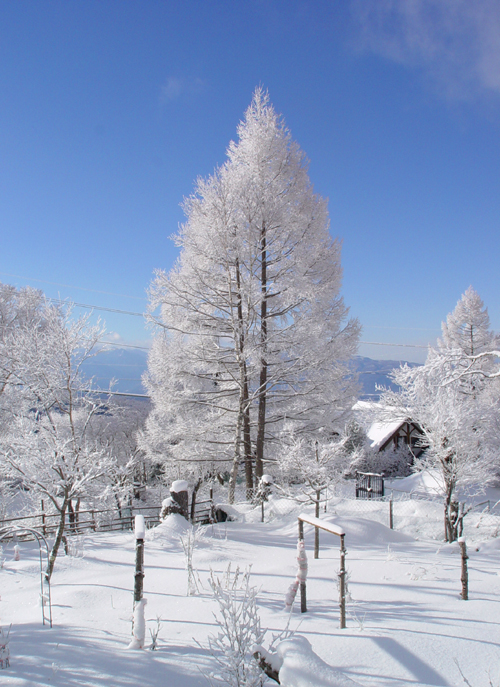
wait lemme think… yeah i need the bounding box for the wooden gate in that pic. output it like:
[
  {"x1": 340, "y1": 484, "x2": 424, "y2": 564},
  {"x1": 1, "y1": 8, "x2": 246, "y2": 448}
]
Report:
[{"x1": 355, "y1": 471, "x2": 384, "y2": 499}]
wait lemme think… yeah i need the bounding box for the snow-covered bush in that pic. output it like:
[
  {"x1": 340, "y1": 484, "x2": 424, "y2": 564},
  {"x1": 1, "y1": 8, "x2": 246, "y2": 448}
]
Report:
[
  {"x1": 355, "y1": 444, "x2": 414, "y2": 479},
  {"x1": 206, "y1": 565, "x2": 265, "y2": 687},
  {"x1": 179, "y1": 525, "x2": 203, "y2": 596}
]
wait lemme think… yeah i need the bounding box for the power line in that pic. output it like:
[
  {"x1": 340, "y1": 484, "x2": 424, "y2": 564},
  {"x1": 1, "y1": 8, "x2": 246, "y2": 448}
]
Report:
[
  {"x1": 49, "y1": 298, "x2": 144, "y2": 317},
  {"x1": 360, "y1": 341, "x2": 429, "y2": 349},
  {"x1": 363, "y1": 325, "x2": 441, "y2": 333},
  {"x1": 83, "y1": 389, "x2": 150, "y2": 398},
  {"x1": 0, "y1": 272, "x2": 146, "y2": 301},
  {"x1": 100, "y1": 341, "x2": 150, "y2": 351}
]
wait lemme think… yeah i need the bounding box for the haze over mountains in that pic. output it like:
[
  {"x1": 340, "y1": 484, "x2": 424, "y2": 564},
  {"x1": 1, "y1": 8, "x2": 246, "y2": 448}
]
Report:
[{"x1": 81, "y1": 349, "x2": 421, "y2": 399}]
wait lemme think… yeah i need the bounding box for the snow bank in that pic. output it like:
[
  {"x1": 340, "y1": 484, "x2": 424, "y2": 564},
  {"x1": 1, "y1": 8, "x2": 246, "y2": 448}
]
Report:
[
  {"x1": 276, "y1": 636, "x2": 362, "y2": 687},
  {"x1": 146, "y1": 513, "x2": 191, "y2": 542},
  {"x1": 320, "y1": 516, "x2": 414, "y2": 546},
  {"x1": 388, "y1": 470, "x2": 445, "y2": 496}
]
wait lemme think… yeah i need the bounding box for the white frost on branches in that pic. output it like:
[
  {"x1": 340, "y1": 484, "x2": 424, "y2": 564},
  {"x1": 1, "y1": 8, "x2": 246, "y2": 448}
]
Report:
[
  {"x1": 206, "y1": 565, "x2": 265, "y2": 687},
  {"x1": 142, "y1": 88, "x2": 360, "y2": 501},
  {"x1": 379, "y1": 287, "x2": 500, "y2": 542}
]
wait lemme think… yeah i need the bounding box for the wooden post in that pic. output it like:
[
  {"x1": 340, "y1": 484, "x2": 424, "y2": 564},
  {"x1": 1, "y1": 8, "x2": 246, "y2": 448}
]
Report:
[
  {"x1": 459, "y1": 537, "x2": 468, "y2": 601},
  {"x1": 41, "y1": 500, "x2": 46, "y2": 536},
  {"x1": 298, "y1": 520, "x2": 307, "y2": 613},
  {"x1": 91, "y1": 510, "x2": 96, "y2": 532},
  {"x1": 339, "y1": 533, "x2": 346, "y2": 629},
  {"x1": 134, "y1": 515, "x2": 145, "y2": 604},
  {"x1": 389, "y1": 499, "x2": 394, "y2": 530},
  {"x1": 261, "y1": 500, "x2": 265, "y2": 523}
]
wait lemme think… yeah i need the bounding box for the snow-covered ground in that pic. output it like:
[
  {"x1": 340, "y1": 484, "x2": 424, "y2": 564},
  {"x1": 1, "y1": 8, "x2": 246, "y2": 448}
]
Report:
[{"x1": 1, "y1": 502, "x2": 499, "y2": 686}]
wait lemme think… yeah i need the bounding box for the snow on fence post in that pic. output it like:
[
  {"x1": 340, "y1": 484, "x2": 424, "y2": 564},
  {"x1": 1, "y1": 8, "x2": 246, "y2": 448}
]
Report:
[
  {"x1": 134, "y1": 515, "x2": 145, "y2": 603},
  {"x1": 389, "y1": 498, "x2": 394, "y2": 530},
  {"x1": 256, "y1": 474, "x2": 273, "y2": 523},
  {"x1": 129, "y1": 514, "x2": 146, "y2": 649},
  {"x1": 458, "y1": 537, "x2": 468, "y2": 600},
  {"x1": 170, "y1": 480, "x2": 190, "y2": 520},
  {"x1": 298, "y1": 519, "x2": 307, "y2": 613}
]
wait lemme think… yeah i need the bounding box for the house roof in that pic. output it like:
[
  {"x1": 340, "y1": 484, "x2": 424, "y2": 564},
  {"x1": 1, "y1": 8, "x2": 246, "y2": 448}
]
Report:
[{"x1": 353, "y1": 400, "x2": 409, "y2": 450}]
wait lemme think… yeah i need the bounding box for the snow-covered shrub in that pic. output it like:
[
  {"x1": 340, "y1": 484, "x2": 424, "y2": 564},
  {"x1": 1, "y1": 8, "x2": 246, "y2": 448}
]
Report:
[
  {"x1": 0, "y1": 625, "x2": 11, "y2": 669},
  {"x1": 149, "y1": 616, "x2": 161, "y2": 651},
  {"x1": 179, "y1": 526, "x2": 203, "y2": 595},
  {"x1": 206, "y1": 565, "x2": 265, "y2": 687},
  {"x1": 355, "y1": 444, "x2": 414, "y2": 479}
]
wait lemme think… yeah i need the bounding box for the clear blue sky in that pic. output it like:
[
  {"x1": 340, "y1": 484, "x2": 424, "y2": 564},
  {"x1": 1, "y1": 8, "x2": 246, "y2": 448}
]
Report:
[{"x1": 1, "y1": 0, "x2": 499, "y2": 363}]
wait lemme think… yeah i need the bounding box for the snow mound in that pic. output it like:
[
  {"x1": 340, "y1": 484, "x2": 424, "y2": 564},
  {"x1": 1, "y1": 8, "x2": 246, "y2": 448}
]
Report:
[
  {"x1": 321, "y1": 516, "x2": 414, "y2": 546},
  {"x1": 147, "y1": 513, "x2": 191, "y2": 541},
  {"x1": 388, "y1": 470, "x2": 445, "y2": 496},
  {"x1": 276, "y1": 636, "x2": 362, "y2": 687},
  {"x1": 472, "y1": 537, "x2": 500, "y2": 554}
]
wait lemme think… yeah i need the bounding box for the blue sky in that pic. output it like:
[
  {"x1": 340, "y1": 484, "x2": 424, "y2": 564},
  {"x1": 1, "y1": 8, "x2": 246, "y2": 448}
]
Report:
[{"x1": 1, "y1": 0, "x2": 499, "y2": 363}]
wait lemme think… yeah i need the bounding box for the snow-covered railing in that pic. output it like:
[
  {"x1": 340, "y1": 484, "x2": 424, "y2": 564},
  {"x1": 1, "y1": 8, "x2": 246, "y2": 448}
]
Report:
[
  {"x1": 297, "y1": 514, "x2": 347, "y2": 629},
  {"x1": 0, "y1": 505, "x2": 161, "y2": 539}
]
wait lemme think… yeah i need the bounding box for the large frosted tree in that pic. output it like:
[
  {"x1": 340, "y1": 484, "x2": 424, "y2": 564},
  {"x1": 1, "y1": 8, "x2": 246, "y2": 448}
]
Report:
[
  {"x1": 144, "y1": 89, "x2": 360, "y2": 499},
  {"x1": 0, "y1": 284, "x2": 116, "y2": 577}
]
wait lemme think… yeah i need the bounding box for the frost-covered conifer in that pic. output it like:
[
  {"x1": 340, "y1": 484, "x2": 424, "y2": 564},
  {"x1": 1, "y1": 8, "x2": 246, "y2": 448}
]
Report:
[
  {"x1": 144, "y1": 88, "x2": 360, "y2": 500},
  {"x1": 379, "y1": 288, "x2": 500, "y2": 542}
]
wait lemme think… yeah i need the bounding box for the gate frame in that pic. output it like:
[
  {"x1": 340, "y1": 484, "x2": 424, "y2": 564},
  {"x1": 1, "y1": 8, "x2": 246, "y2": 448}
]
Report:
[
  {"x1": 0, "y1": 526, "x2": 53, "y2": 627},
  {"x1": 297, "y1": 513, "x2": 347, "y2": 629}
]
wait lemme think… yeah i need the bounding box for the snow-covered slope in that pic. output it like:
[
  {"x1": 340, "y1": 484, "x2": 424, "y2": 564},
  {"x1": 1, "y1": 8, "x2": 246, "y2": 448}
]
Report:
[{"x1": 1, "y1": 509, "x2": 499, "y2": 686}]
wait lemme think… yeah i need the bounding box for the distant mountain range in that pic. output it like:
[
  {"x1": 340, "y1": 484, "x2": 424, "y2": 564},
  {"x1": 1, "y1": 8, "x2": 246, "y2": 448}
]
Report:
[{"x1": 81, "y1": 349, "x2": 420, "y2": 400}]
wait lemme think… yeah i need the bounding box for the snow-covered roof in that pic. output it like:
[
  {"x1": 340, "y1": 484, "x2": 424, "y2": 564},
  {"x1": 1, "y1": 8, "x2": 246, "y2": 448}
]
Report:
[
  {"x1": 366, "y1": 419, "x2": 406, "y2": 450},
  {"x1": 353, "y1": 400, "x2": 408, "y2": 450}
]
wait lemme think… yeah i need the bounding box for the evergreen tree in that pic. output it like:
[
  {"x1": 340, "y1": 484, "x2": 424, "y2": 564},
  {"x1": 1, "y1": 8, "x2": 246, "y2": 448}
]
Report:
[{"x1": 144, "y1": 89, "x2": 360, "y2": 499}]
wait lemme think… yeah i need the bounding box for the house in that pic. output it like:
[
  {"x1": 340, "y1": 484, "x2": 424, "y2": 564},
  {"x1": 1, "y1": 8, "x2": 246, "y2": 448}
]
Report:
[{"x1": 354, "y1": 401, "x2": 425, "y2": 457}]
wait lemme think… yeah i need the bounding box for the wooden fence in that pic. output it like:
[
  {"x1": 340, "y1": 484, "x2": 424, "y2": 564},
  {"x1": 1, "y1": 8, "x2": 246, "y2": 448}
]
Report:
[{"x1": 0, "y1": 504, "x2": 161, "y2": 541}]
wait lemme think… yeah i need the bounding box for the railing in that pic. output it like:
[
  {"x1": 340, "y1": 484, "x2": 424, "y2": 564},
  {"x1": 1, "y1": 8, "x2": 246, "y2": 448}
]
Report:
[
  {"x1": 0, "y1": 505, "x2": 161, "y2": 541},
  {"x1": 192, "y1": 498, "x2": 215, "y2": 525}
]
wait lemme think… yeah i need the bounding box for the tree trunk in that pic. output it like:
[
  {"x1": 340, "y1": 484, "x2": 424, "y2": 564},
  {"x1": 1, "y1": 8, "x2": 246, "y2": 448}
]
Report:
[
  {"x1": 46, "y1": 498, "x2": 69, "y2": 580},
  {"x1": 68, "y1": 499, "x2": 76, "y2": 533},
  {"x1": 444, "y1": 484, "x2": 459, "y2": 543},
  {"x1": 228, "y1": 408, "x2": 243, "y2": 504},
  {"x1": 314, "y1": 490, "x2": 321, "y2": 559},
  {"x1": 255, "y1": 221, "x2": 267, "y2": 482},
  {"x1": 235, "y1": 258, "x2": 253, "y2": 500}
]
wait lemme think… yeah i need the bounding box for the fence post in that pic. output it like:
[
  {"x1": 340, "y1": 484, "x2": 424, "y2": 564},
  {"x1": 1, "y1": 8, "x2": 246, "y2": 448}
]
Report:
[
  {"x1": 91, "y1": 510, "x2": 96, "y2": 532},
  {"x1": 134, "y1": 515, "x2": 145, "y2": 604},
  {"x1": 389, "y1": 499, "x2": 394, "y2": 530},
  {"x1": 298, "y1": 519, "x2": 307, "y2": 613},
  {"x1": 40, "y1": 500, "x2": 46, "y2": 536},
  {"x1": 339, "y1": 533, "x2": 346, "y2": 629},
  {"x1": 458, "y1": 537, "x2": 468, "y2": 600}
]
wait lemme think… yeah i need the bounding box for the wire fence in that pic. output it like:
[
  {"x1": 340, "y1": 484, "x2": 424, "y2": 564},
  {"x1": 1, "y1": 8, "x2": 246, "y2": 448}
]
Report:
[
  {"x1": 255, "y1": 490, "x2": 500, "y2": 544},
  {"x1": 2, "y1": 485, "x2": 499, "y2": 545}
]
